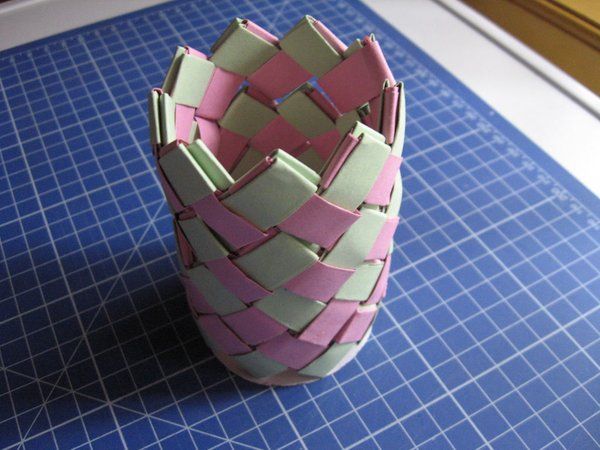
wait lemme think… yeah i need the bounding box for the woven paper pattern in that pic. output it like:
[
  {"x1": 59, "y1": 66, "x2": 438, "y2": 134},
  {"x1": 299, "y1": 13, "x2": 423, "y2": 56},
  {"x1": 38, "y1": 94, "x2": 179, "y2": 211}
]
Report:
[{"x1": 149, "y1": 16, "x2": 404, "y2": 384}]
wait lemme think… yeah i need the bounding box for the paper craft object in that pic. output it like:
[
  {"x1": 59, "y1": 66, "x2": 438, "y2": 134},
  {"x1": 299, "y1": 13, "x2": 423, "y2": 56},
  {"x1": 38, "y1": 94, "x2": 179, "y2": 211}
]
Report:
[{"x1": 149, "y1": 16, "x2": 405, "y2": 385}]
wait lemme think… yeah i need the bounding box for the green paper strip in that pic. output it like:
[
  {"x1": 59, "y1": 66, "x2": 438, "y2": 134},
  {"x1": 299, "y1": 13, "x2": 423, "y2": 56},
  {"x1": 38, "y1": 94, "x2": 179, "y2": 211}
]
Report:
[
  {"x1": 272, "y1": 149, "x2": 321, "y2": 186},
  {"x1": 387, "y1": 173, "x2": 402, "y2": 217},
  {"x1": 219, "y1": 91, "x2": 278, "y2": 138},
  {"x1": 178, "y1": 217, "x2": 229, "y2": 262},
  {"x1": 170, "y1": 54, "x2": 215, "y2": 107},
  {"x1": 159, "y1": 92, "x2": 176, "y2": 145},
  {"x1": 176, "y1": 254, "x2": 186, "y2": 274},
  {"x1": 371, "y1": 80, "x2": 391, "y2": 133},
  {"x1": 188, "y1": 265, "x2": 246, "y2": 315},
  {"x1": 189, "y1": 120, "x2": 199, "y2": 143},
  {"x1": 148, "y1": 90, "x2": 161, "y2": 146},
  {"x1": 357, "y1": 103, "x2": 371, "y2": 120},
  {"x1": 222, "y1": 152, "x2": 318, "y2": 230},
  {"x1": 162, "y1": 46, "x2": 185, "y2": 93},
  {"x1": 159, "y1": 144, "x2": 216, "y2": 205},
  {"x1": 232, "y1": 350, "x2": 287, "y2": 379},
  {"x1": 321, "y1": 131, "x2": 390, "y2": 210},
  {"x1": 336, "y1": 261, "x2": 384, "y2": 301},
  {"x1": 277, "y1": 88, "x2": 335, "y2": 138},
  {"x1": 335, "y1": 111, "x2": 361, "y2": 136},
  {"x1": 211, "y1": 19, "x2": 279, "y2": 75},
  {"x1": 299, "y1": 342, "x2": 356, "y2": 377},
  {"x1": 234, "y1": 233, "x2": 319, "y2": 290},
  {"x1": 343, "y1": 39, "x2": 363, "y2": 58},
  {"x1": 296, "y1": 148, "x2": 325, "y2": 173},
  {"x1": 187, "y1": 139, "x2": 234, "y2": 191},
  {"x1": 351, "y1": 121, "x2": 386, "y2": 142},
  {"x1": 323, "y1": 207, "x2": 387, "y2": 269},
  {"x1": 280, "y1": 16, "x2": 342, "y2": 77},
  {"x1": 391, "y1": 82, "x2": 406, "y2": 156},
  {"x1": 306, "y1": 241, "x2": 322, "y2": 253},
  {"x1": 361, "y1": 203, "x2": 381, "y2": 211},
  {"x1": 231, "y1": 148, "x2": 264, "y2": 179},
  {"x1": 255, "y1": 289, "x2": 326, "y2": 332}
]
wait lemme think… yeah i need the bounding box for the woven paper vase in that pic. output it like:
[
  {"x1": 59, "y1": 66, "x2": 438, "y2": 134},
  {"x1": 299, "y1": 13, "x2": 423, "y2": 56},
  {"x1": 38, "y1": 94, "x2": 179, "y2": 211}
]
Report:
[{"x1": 148, "y1": 16, "x2": 405, "y2": 386}]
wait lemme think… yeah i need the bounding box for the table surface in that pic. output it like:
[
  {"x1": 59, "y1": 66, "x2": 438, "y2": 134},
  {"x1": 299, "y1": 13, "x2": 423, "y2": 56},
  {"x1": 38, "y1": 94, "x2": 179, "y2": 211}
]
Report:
[{"x1": 1, "y1": 0, "x2": 600, "y2": 449}]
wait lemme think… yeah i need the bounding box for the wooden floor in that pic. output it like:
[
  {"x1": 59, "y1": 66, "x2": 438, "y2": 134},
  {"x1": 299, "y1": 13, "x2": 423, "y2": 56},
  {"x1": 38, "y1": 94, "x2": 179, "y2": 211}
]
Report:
[{"x1": 461, "y1": 0, "x2": 600, "y2": 95}]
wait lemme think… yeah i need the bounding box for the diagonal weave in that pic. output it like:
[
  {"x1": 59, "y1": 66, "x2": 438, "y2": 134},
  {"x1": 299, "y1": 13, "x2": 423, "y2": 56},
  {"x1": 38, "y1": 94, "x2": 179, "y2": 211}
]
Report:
[{"x1": 148, "y1": 16, "x2": 405, "y2": 385}]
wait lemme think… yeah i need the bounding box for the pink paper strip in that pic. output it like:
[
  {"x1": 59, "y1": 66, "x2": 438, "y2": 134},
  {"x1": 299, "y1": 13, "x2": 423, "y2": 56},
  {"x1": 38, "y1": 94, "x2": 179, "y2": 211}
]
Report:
[
  {"x1": 217, "y1": 128, "x2": 249, "y2": 171},
  {"x1": 367, "y1": 216, "x2": 399, "y2": 260},
  {"x1": 181, "y1": 275, "x2": 216, "y2": 314},
  {"x1": 250, "y1": 116, "x2": 308, "y2": 154},
  {"x1": 156, "y1": 165, "x2": 185, "y2": 213},
  {"x1": 236, "y1": 228, "x2": 278, "y2": 257},
  {"x1": 223, "y1": 307, "x2": 286, "y2": 345},
  {"x1": 361, "y1": 112, "x2": 374, "y2": 130},
  {"x1": 205, "y1": 257, "x2": 271, "y2": 303},
  {"x1": 307, "y1": 88, "x2": 340, "y2": 120},
  {"x1": 152, "y1": 143, "x2": 160, "y2": 159},
  {"x1": 364, "y1": 155, "x2": 403, "y2": 205},
  {"x1": 382, "y1": 86, "x2": 399, "y2": 144},
  {"x1": 284, "y1": 260, "x2": 355, "y2": 302},
  {"x1": 246, "y1": 86, "x2": 277, "y2": 108},
  {"x1": 312, "y1": 20, "x2": 347, "y2": 54},
  {"x1": 258, "y1": 332, "x2": 326, "y2": 370},
  {"x1": 196, "y1": 117, "x2": 221, "y2": 154},
  {"x1": 319, "y1": 38, "x2": 394, "y2": 113},
  {"x1": 299, "y1": 300, "x2": 357, "y2": 346},
  {"x1": 192, "y1": 194, "x2": 266, "y2": 249},
  {"x1": 157, "y1": 139, "x2": 180, "y2": 158},
  {"x1": 335, "y1": 308, "x2": 377, "y2": 344},
  {"x1": 310, "y1": 128, "x2": 341, "y2": 160},
  {"x1": 291, "y1": 141, "x2": 312, "y2": 158},
  {"x1": 175, "y1": 104, "x2": 195, "y2": 142},
  {"x1": 178, "y1": 208, "x2": 196, "y2": 220},
  {"x1": 319, "y1": 134, "x2": 359, "y2": 189},
  {"x1": 225, "y1": 156, "x2": 272, "y2": 196},
  {"x1": 198, "y1": 67, "x2": 244, "y2": 120},
  {"x1": 278, "y1": 194, "x2": 360, "y2": 249},
  {"x1": 174, "y1": 222, "x2": 195, "y2": 267},
  {"x1": 197, "y1": 314, "x2": 251, "y2": 355},
  {"x1": 184, "y1": 46, "x2": 207, "y2": 58},
  {"x1": 248, "y1": 51, "x2": 312, "y2": 99},
  {"x1": 244, "y1": 19, "x2": 279, "y2": 45},
  {"x1": 365, "y1": 256, "x2": 391, "y2": 305}
]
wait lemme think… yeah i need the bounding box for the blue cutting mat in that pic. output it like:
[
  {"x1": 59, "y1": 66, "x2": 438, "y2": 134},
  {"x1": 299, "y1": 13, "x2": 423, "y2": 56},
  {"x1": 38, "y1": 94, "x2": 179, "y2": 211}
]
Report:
[{"x1": 1, "y1": 0, "x2": 599, "y2": 448}]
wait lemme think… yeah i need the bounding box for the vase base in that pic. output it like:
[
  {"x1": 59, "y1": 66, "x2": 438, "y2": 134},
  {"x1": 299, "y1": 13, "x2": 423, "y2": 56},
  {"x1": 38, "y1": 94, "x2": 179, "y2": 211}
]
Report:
[{"x1": 206, "y1": 328, "x2": 373, "y2": 386}]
